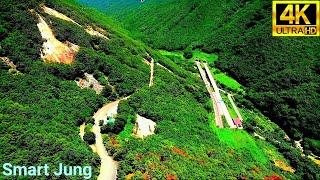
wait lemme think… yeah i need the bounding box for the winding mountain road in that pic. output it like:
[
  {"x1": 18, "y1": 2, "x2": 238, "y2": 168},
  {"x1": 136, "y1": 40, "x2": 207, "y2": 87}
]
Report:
[
  {"x1": 149, "y1": 57, "x2": 154, "y2": 87},
  {"x1": 91, "y1": 100, "x2": 120, "y2": 180}
]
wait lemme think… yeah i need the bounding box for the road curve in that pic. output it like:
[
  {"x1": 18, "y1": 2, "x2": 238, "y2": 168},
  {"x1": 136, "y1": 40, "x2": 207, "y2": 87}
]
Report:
[{"x1": 92, "y1": 100, "x2": 120, "y2": 180}]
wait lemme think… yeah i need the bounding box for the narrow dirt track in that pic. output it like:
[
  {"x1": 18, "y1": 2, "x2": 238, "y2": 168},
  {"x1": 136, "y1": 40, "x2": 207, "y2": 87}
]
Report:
[
  {"x1": 91, "y1": 123, "x2": 117, "y2": 180},
  {"x1": 41, "y1": 5, "x2": 81, "y2": 26},
  {"x1": 91, "y1": 100, "x2": 121, "y2": 180},
  {"x1": 156, "y1": 63, "x2": 173, "y2": 73},
  {"x1": 89, "y1": 97, "x2": 129, "y2": 180},
  {"x1": 149, "y1": 57, "x2": 154, "y2": 87},
  {"x1": 42, "y1": 5, "x2": 109, "y2": 40}
]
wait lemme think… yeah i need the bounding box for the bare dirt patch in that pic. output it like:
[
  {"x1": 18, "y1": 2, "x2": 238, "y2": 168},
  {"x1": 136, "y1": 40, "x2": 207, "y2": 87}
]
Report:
[
  {"x1": 36, "y1": 14, "x2": 79, "y2": 64},
  {"x1": 172, "y1": 147, "x2": 189, "y2": 158},
  {"x1": 79, "y1": 123, "x2": 85, "y2": 140},
  {"x1": 133, "y1": 115, "x2": 156, "y2": 138},
  {"x1": 0, "y1": 57, "x2": 19, "y2": 73},
  {"x1": 75, "y1": 73, "x2": 104, "y2": 94}
]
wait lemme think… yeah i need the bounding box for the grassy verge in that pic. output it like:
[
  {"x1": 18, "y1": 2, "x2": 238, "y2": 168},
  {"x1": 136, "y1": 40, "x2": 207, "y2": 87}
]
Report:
[
  {"x1": 191, "y1": 49, "x2": 217, "y2": 63},
  {"x1": 117, "y1": 122, "x2": 134, "y2": 143},
  {"x1": 214, "y1": 72, "x2": 242, "y2": 91},
  {"x1": 213, "y1": 126, "x2": 269, "y2": 165},
  {"x1": 159, "y1": 50, "x2": 184, "y2": 60},
  {"x1": 221, "y1": 93, "x2": 238, "y2": 119},
  {"x1": 159, "y1": 49, "x2": 242, "y2": 91}
]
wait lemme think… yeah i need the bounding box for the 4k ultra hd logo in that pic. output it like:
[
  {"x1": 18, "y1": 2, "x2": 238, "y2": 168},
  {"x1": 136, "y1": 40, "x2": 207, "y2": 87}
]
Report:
[{"x1": 273, "y1": 1, "x2": 320, "y2": 36}]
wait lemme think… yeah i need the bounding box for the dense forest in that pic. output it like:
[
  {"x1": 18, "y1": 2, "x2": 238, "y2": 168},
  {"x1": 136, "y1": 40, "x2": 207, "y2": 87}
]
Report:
[
  {"x1": 87, "y1": 0, "x2": 320, "y2": 142},
  {"x1": 0, "y1": 1, "x2": 102, "y2": 179},
  {"x1": 77, "y1": 0, "x2": 145, "y2": 14},
  {"x1": 1, "y1": 0, "x2": 319, "y2": 179}
]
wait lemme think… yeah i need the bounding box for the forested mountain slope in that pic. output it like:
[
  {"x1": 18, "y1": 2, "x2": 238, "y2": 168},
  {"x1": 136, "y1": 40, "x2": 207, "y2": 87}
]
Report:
[
  {"x1": 77, "y1": 0, "x2": 149, "y2": 14},
  {"x1": 80, "y1": 0, "x2": 320, "y2": 142},
  {"x1": 1, "y1": 0, "x2": 319, "y2": 179}
]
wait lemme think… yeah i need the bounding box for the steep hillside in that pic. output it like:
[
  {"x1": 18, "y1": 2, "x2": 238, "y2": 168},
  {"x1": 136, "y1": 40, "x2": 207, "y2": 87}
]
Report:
[
  {"x1": 81, "y1": 0, "x2": 320, "y2": 143},
  {"x1": 1, "y1": 0, "x2": 319, "y2": 179},
  {"x1": 77, "y1": 0, "x2": 147, "y2": 14},
  {"x1": 97, "y1": 0, "x2": 244, "y2": 50}
]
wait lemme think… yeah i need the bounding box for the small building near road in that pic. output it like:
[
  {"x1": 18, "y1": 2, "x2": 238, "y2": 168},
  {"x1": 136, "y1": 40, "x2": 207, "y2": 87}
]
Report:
[{"x1": 233, "y1": 118, "x2": 242, "y2": 128}]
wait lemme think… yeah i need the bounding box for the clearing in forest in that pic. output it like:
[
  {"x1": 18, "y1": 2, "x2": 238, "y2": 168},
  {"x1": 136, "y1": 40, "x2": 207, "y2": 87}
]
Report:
[
  {"x1": 36, "y1": 13, "x2": 79, "y2": 64},
  {"x1": 133, "y1": 115, "x2": 156, "y2": 138}
]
